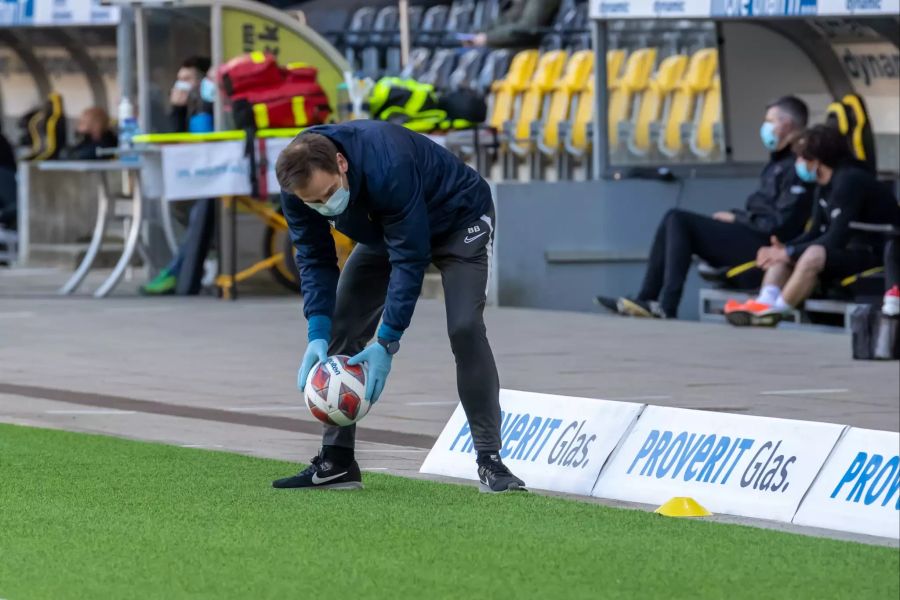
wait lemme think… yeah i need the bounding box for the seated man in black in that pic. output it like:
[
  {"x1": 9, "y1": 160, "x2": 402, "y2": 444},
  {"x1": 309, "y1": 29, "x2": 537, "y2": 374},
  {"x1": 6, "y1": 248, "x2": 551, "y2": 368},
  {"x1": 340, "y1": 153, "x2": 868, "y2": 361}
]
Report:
[
  {"x1": 596, "y1": 96, "x2": 813, "y2": 319},
  {"x1": 725, "y1": 124, "x2": 900, "y2": 326},
  {"x1": 65, "y1": 107, "x2": 117, "y2": 160}
]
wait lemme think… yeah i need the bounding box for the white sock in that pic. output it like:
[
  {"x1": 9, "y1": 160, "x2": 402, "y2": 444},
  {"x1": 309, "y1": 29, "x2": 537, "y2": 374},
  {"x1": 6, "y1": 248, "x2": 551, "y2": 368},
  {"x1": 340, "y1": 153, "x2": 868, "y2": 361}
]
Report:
[
  {"x1": 774, "y1": 295, "x2": 791, "y2": 310},
  {"x1": 757, "y1": 284, "x2": 781, "y2": 305}
]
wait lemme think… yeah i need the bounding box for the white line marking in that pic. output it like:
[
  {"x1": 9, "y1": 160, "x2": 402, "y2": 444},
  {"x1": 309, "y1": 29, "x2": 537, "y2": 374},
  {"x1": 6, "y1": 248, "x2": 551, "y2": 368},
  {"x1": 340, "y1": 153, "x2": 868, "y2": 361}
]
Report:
[
  {"x1": 404, "y1": 401, "x2": 459, "y2": 406},
  {"x1": 45, "y1": 409, "x2": 137, "y2": 415},
  {"x1": 759, "y1": 389, "x2": 849, "y2": 396},
  {"x1": 181, "y1": 444, "x2": 225, "y2": 449},
  {"x1": 225, "y1": 406, "x2": 305, "y2": 412},
  {"x1": 607, "y1": 395, "x2": 673, "y2": 401},
  {"x1": 361, "y1": 467, "x2": 389, "y2": 471}
]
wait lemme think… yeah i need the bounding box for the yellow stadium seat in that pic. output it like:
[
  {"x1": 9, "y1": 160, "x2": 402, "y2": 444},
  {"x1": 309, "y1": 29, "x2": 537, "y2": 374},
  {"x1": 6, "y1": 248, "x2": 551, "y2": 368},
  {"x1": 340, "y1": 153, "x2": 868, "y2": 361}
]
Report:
[
  {"x1": 487, "y1": 50, "x2": 539, "y2": 131},
  {"x1": 658, "y1": 48, "x2": 718, "y2": 158},
  {"x1": 607, "y1": 49, "x2": 626, "y2": 86},
  {"x1": 569, "y1": 75, "x2": 595, "y2": 154},
  {"x1": 691, "y1": 75, "x2": 722, "y2": 158},
  {"x1": 540, "y1": 50, "x2": 595, "y2": 153},
  {"x1": 508, "y1": 49, "x2": 568, "y2": 155},
  {"x1": 628, "y1": 53, "x2": 688, "y2": 157},
  {"x1": 608, "y1": 48, "x2": 657, "y2": 149}
]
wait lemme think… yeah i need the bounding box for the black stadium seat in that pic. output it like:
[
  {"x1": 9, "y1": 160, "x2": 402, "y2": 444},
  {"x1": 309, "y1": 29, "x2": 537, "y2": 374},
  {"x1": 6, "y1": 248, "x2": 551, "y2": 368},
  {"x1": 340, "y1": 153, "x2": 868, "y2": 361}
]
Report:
[
  {"x1": 361, "y1": 6, "x2": 400, "y2": 79},
  {"x1": 343, "y1": 7, "x2": 377, "y2": 70},
  {"x1": 448, "y1": 49, "x2": 487, "y2": 91}
]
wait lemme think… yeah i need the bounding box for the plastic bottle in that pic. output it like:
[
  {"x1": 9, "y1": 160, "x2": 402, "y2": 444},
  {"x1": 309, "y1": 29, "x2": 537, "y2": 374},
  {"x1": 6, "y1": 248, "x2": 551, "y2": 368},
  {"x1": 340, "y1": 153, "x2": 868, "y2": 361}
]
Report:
[{"x1": 117, "y1": 97, "x2": 140, "y2": 164}]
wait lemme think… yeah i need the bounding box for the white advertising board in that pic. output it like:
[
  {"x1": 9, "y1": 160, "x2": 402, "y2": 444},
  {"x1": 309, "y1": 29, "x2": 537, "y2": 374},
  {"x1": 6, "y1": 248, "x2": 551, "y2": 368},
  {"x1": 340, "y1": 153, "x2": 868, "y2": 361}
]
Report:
[
  {"x1": 265, "y1": 137, "x2": 293, "y2": 194},
  {"x1": 592, "y1": 406, "x2": 845, "y2": 522},
  {"x1": 793, "y1": 427, "x2": 899, "y2": 539},
  {"x1": 161, "y1": 141, "x2": 251, "y2": 201},
  {"x1": 590, "y1": 0, "x2": 899, "y2": 17},
  {"x1": 420, "y1": 390, "x2": 643, "y2": 496},
  {"x1": 0, "y1": 0, "x2": 119, "y2": 26}
]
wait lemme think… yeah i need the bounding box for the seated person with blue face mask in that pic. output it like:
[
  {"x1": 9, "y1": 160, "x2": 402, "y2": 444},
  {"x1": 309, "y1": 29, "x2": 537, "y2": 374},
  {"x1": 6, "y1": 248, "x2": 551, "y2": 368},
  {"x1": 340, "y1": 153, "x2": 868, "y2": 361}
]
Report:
[
  {"x1": 725, "y1": 124, "x2": 900, "y2": 327},
  {"x1": 596, "y1": 96, "x2": 814, "y2": 319},
  {"x1": 141, "y1": 56, "x2": 216, "y2": 296}
]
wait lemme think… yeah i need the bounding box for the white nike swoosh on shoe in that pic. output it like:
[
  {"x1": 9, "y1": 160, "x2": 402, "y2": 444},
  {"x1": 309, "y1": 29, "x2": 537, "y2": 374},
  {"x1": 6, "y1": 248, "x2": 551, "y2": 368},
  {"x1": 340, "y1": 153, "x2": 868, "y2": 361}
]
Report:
[
  {"x1": 464, "y1": 232, "x2": 487, "y2": 244},
  {"x1": 311, "y1": 471, "x2": 348, "y2": 484}
]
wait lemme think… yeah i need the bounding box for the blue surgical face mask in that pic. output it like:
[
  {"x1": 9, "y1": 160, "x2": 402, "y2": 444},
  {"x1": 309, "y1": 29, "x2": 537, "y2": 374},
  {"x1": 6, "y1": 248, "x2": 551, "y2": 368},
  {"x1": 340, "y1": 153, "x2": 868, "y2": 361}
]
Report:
[
  {"x1": 200, "y1": 78, "x2": 217, "y2": 103},
  {"x1": 308, "y1": 173, "x2": 350, "y2": 217},
  {"x1": 795, "y1": 159, "x2": 818, "y2": 183},
  {"x1": 760, "y1": 121, "x2": 779, "y2": 151}
]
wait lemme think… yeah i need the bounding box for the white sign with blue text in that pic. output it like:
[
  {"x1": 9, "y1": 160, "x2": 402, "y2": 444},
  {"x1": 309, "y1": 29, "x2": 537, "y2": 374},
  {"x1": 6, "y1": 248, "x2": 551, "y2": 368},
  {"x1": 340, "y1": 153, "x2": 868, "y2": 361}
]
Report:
[
  {"x1": 591, "y1": 406, "x2": 845, "y2": 522},
  {"x1": 792, "y1": 427, "x2": 899, "y2": 539},
  {"x1": 419, "y1": 390, "x2": 643, "y2": 496},
  {"x1": 161, "y1": 141, "x2": 251, "y2": 202}
]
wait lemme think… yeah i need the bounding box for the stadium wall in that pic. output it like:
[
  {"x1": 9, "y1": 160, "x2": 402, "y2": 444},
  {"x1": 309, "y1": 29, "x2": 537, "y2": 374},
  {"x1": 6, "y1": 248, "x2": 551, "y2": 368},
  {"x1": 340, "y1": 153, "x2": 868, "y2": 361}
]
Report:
[{"x1": 493, "y1": 177, "x2": 758, "y2": 320}]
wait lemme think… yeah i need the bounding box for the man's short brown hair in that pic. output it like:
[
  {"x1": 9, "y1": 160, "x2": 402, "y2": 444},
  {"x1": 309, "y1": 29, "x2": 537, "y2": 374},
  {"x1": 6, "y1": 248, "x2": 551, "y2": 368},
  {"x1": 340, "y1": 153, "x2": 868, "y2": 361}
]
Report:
[{"x1": 275, "y1": 132, "x2": 339, "y2": 191}]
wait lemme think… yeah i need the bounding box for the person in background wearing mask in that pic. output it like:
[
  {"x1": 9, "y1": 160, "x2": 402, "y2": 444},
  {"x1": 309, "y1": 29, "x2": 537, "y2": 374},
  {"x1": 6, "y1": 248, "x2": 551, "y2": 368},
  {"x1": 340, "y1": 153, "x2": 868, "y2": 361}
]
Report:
[
  {"x1": 595, "y1": 95, "x2": 813, "y2": 319},
  {"x1": 64, "y1": 107, "x2": 117, "y2": 160},
  {"x1": 141, "y1": 57, "x2": 217, "y2": 295},
  {"x1": 725, "y1": 124, "x2": 900, "y2": 327},
  {"x1": 271, "y1": 121, "x2": 526, "y2": 494}
]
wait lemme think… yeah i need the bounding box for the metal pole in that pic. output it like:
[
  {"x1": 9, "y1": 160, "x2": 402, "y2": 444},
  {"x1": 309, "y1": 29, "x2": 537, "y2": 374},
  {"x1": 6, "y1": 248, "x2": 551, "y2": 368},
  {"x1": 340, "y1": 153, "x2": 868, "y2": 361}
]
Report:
[
  {"x1": 211, "y1": 3, "x2": 224, "y2": 131},
  {"x1": 135, "y1": 6, "x2": 150, "y2": 133},
  {"x1": 398, "y1": 0, "x2": 410, "y2": 68},
  {"x1": 591, "y1": 19, "x2": 608, "y2": 180},
  {"x1": 117, "y1": 5, "x2": 135, "y2": 106}
]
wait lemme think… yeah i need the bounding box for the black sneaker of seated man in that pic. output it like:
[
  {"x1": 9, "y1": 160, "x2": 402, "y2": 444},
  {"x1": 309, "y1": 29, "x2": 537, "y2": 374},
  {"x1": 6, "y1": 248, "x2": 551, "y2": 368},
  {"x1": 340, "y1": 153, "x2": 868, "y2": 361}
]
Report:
[{"x1": 272, "y1": 447, "x2": 362, "y2": 490}]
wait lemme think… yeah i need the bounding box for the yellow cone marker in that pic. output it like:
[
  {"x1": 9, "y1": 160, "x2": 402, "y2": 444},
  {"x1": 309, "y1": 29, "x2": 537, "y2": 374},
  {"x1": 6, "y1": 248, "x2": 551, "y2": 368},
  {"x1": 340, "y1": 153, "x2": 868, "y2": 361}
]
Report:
[{"x1": 654, "y1": 497, "x2": 712, "y2": 518}]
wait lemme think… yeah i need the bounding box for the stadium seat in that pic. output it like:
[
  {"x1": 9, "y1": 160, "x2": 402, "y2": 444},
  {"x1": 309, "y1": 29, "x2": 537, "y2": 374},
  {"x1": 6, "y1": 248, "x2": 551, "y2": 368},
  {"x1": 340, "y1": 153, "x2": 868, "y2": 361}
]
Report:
[
  {"x1": 486, "y1": 50, "x2": 539, "y2": 132},
  {"x1": 689, "y1": 75, "x2": 722, "y2": 159},
  {"x1": 608, "y1": 48, "x2": 657, "y2": 150},
  {"x1": 607, "y1": 49, "x2": 626, "y2": 84},
  {"x1": 385, "y1": 6, "x2": 423, "y2": 75},
  {"x1": 537, "y1": 50, "x2": 594, "y2": 160},
  {"x1": 400, "y1": 48, "x2": 432, "y2": 81},
  {"x1": 626, "y1": 53, "x2": 687, "y2": 157},
  {"x1": 826, "y1": 94, "x2": 877, "y2": 171},
  {"x1": 448, "y1": 49, "x2": 487, "y2": 91},
  {"x1": 472, "y1": 0, "x2": 500, "y2": 31},
  {"x1": 475, "y1": 49, "x2": 511, "y2": 96},
  {"x1": 560, "y1": 74, "x2": 595, "y2": 178},
  {"x1": 507, "y1": 50, "x2": 568, "y2": 158},
  {"x1": 658, "y1": 48, "x2": 717, "y2": 158},
  {"x1": 360, "y1": 6, "x2": 399, "y2": 79},
  {"x1": 343, "y1": 7, "x2": 377, "y2": 70},
  {"x1": 416, "y1": 5, "x2": 450, "y2": 47},
  {"x1": 419, "y1": 49, "x2": 458, "y2": 91},
  {"x1": 443, "y1": 0, "x2": 476, "y2": 45}
]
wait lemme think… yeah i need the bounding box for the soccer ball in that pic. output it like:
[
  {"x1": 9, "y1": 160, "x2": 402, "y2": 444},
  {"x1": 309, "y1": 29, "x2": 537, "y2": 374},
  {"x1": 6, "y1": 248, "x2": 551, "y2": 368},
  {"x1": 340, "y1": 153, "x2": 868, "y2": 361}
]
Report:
[{"x1": 304, "y1": 355, "x2": 370, "y2": 426}]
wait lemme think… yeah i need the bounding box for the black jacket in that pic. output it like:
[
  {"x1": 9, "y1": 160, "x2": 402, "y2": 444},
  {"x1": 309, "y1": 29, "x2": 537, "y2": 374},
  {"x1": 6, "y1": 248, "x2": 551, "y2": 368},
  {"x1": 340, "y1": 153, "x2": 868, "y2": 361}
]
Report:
[
  {"x1": 65, "y1": 130, "x2": 118, "y2": 160},
  {"x1": 281, "y1": 121, "x2": 493, "y2": 334},
  {"x1": 732, "y1": 147, "x2": 813, "y2": 240},
  {"x1": 787, "y1": 161, "x2": 900, "y2": 257}
]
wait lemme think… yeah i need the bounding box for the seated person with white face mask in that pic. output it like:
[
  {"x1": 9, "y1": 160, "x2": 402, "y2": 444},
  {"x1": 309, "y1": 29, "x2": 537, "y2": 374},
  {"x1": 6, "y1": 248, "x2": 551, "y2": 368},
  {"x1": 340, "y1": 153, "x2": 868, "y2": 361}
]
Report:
[{"x1": 595, "y1": 96, "x2": 814, "y2": 319}]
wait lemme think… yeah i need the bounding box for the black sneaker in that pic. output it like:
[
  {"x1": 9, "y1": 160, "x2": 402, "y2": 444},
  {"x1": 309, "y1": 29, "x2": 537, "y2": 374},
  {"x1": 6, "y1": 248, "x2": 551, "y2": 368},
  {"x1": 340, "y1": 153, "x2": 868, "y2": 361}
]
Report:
[
  {"x1": 272, "y1": 455, "x2": 363, "y2": 490},
  {"x1": 477, "y1": 455, "x2": 527, "y2": 493},
  {"x1": 593, "y1": 295, "x2": 622, "y2": 314},
  {"x1": 617, "y1": 297, "x2": 669, "y2": 319}
]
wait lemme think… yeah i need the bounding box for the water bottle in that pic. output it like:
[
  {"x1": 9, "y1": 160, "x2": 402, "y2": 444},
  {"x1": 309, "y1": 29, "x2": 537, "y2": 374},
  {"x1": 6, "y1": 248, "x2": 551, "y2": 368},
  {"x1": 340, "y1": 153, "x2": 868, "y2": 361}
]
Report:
[
  {"x1": 117, "y1": 97, "x2": 140, "y2": 164},
  {"x1": 336, "y1": 82, "x2": 352, "y2": 122}
]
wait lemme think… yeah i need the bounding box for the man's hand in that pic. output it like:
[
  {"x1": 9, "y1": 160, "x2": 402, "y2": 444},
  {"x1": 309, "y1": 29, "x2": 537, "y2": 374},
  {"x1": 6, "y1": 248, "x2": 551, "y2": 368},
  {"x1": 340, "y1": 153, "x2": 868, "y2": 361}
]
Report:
[
  {"x1": 463, "y1": 32, "x2": 488, "y2": 47},
  {"x1": 712, "y1": 211, "x2": 735, "y2": 223},
  {"x1": 347, "y1": 344, "x2": 392, "y2": 403},
  {"x1": 170, "y1": 87, "x2": 190, "y2": 107},
  {"x1": 756, "y1": 236, "x2": 789, "y2": 269},
  {"x1": 297, "y1": 339, "x2": 328, "y2": 392}
]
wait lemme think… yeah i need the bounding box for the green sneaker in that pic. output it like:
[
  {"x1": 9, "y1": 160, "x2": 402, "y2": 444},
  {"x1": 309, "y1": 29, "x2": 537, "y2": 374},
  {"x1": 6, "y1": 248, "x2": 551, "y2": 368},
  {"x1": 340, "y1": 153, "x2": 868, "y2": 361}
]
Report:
[{"x1": 140, "y1": 269, "x2": 176, "y2": 295}]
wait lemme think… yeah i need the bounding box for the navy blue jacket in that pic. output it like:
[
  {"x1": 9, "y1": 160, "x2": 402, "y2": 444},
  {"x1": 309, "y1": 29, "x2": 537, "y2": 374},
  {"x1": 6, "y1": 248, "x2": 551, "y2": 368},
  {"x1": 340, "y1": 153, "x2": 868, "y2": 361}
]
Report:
[{"x1": 280, "y1": 120, "x2": 493, "y2": 335}]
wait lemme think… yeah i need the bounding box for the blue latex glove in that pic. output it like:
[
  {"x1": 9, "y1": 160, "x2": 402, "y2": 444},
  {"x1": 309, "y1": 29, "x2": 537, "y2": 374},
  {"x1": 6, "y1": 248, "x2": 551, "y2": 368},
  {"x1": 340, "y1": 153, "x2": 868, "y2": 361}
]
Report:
[
  {"x1": 297, "y1": 338, "x2": 328, "y2": 392},
  {"x1": 347, "y1": 344, "x2": 392, "y2": 403}
]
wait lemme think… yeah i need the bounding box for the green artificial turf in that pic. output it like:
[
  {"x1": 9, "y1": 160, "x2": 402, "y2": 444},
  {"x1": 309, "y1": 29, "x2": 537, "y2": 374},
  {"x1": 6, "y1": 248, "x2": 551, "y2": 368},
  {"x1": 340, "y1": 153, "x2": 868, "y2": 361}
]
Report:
[{"x1": 0, "y1": 423, "x2": 897, "y2": 600}]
